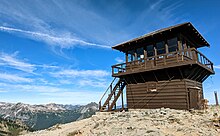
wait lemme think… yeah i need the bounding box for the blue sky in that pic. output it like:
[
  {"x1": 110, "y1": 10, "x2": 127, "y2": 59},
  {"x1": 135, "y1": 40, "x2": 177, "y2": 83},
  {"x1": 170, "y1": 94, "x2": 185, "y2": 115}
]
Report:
[{"x1": 0, "y1": 0, "x2": 219, "y2": 104}]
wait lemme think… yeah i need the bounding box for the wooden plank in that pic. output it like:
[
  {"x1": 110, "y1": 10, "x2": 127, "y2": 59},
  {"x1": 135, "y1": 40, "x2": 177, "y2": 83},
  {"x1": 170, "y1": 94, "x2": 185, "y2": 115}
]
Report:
[
  {"x1": 128, "y1": 104, "x2": 188, "y2": 109},
  {"x1": 127, "y1": 103, "x2": 187, "y2": 107},
  {"x1": 127, "y1": 85, "x2": 186, "y2": 90},
  {"x1": 127, "y1": 96, "x2": 186, "y2": 99},
  {"x1": 127, "y1": 100, "x2": 187, "y2": 103},
  {"x1": 126, "y1": 93, "x2": 187, "y2": 97},
  {"x1": 127, "y1": 89, "x2": 187, "y2": 93}
]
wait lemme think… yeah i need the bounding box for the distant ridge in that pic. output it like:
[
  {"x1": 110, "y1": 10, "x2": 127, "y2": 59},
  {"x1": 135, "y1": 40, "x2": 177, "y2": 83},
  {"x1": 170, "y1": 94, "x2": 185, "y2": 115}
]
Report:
[{"x1": 0, "y1": 102, "x2": 98, "y2": 131}]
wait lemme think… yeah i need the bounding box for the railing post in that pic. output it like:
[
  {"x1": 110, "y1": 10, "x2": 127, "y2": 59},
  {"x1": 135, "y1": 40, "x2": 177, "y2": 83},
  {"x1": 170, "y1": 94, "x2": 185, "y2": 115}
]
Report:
[
  {"x1": 99, "y1": 101, "x2": 101, "y2": 111},
  {"x1": 163, "y1": 55, "x2": 166, "y2": 65},
  {"x1": 211, "y1": 63, "x2": 214, "y2": 71},
  {"x1": 176, "y1": 51, "x2": 179, "y2": 62},
  {"x1": 144, "y1": 58, "x2": 146, "y2": 69},
  {"x1": 181, "y1": 50, "x2": 183, "y2": 61},
  {"x1": 192, "y1": 49, "x2": 197, "y2": 62},
  {"x1": 214, "y1": 91, "x2": 219, "y2": 106}
]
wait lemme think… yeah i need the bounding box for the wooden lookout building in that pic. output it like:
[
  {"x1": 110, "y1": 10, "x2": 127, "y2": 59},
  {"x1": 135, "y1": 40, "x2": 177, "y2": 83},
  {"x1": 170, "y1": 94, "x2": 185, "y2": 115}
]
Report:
[{"x1": 99, "y1": 22, "x2": 214, "y2": 111}]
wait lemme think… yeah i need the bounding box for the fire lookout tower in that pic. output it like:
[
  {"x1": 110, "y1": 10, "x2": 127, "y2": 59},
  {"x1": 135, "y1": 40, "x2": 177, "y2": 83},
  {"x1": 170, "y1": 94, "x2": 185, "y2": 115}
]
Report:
[{"x1": 99, "y1": 22, "x2": 214, "y2": 111}]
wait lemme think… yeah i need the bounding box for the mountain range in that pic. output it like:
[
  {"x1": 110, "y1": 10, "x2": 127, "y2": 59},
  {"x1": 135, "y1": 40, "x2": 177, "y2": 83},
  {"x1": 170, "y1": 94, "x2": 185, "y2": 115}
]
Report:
[{"x1": 0, "y1": 102, "x2": 98, "y2": 131}]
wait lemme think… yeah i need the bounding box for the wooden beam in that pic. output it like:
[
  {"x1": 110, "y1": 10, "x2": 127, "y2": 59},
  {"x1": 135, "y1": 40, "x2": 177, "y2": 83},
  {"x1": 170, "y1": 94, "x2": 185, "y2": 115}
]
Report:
[
  {"x1": 154, "y1": 46, "x2": 157, "y2": 56},
  {"x1": 144, "y1": 49, "x2": 147, "y2": 59},
  {"x1": 214, "y1": 91, "x2": 219, "y2": 106},
  {"x1": 134, "y1": 52, "x2": 137, "y2": 61},
  {"x1": 144, "y1": 49, "x2": 147, "y2": 69},
  {"x1": 165, "y1": 42, "x2": 169, "y2": 54},
  {"x1": 126, "y1": 52, "x2": 128, "y2": 63},
  {"x1": 121, "y1": 87, "x2": 124, "y2": 110},
  {"x1": 177, "y1": 39, "x2": 182, "y2": 51},
  {"x1": 153, "y1": 72, "x2": 158, "y2": 82}
]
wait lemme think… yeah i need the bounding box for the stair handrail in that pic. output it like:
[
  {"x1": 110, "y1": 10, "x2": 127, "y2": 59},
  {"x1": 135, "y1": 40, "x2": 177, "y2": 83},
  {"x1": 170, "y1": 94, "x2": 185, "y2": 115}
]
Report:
[{"x1": 99, "y1": 77, "x2": 117, "y2": 109}]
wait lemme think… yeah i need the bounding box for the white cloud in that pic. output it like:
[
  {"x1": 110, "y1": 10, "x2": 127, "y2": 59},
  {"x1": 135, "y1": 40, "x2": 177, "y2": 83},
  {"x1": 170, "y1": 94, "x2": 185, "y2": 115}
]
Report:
[
  {"x1": 51, "y1": 69, "x2": 110, "y2": 78},
  {"x1": 39, "y1": 91, "x2": 103, "y2": 104},
  {"x1": 0, "y1": 90, "x2": 7, "y2": 93},
  {"x1": 0, "y1": 73, "x2": 33, "y2": 83},
  {"x1": 115, "y1": 57, "x2": 124, "y2": 63},
  {"x1": 16, "y1": 84, "x2": 65, "y2": 93},
  {"x1": 214, "y1": 65, "x2": 220, "y2": 69},
  {"x1": 0, "y1": 26, "x2": 111, "y2": 49},
  {"x1": 78, "y1": 79, "x2": 107, "y2": 88},
  {"x1": 58, "y1": 80, "x2": 72, "y2": 84},
  {"x1": 0, "y1": 52, "x2": 62, "y2": 74},
  {"x1": 0, "y1": 52, "x2": 36, "y2": 73},
  {"x1": 0, "y1": 83, "x2": 66, "y2": 93},
  {"x1": 50, "y1": 69, "x2": 110, "y2": 88}
]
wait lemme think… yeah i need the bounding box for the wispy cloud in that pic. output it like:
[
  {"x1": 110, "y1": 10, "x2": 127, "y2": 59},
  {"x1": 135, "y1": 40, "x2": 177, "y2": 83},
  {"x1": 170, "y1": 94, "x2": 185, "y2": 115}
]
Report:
[
  {"x1": 51, "y1": 69, "x2": 110, "y2": 88},
  {"x1": 0, "y1": 90, "x2": 8, "y2": 93},
  {"x1": 39, "y1": 91, "x2": 103, "y2": 104},
  {"x1": 0, "y1": 0, "x2": 185, "y2": 50},
  {"x1": 0, "y1": 82, "x2": 67, "y2": 93},
  {"x1": 115, "y1": 57, "x2": 124, "y2": 64},
  {"x1": 0, "y1": 51, "x2": 110, "y2": 88},
  {"x1": 0, "y1": 52, "x2": 36, "y2": 73},
  {"x1": 51, "y1": 69, "x2": 110, "y2": 78},
  {"x1": 0, "y1": 73, "x2": 33, "y2": 83},
  {"x1": 15, "y1": 84, "x2": 66, "y2": 93},
  {"x1": 0, "y1": 26, "x2": 111, "y2": 49},
  {"x1": 214, "y1": 65, "x2": 220, "y2": 69},
  {"x1": 78, "y1": 79, "x2": 107, "y2": 88},
  {"x1": 0, "y1": 52, "x2": 61, "y2": 74}
]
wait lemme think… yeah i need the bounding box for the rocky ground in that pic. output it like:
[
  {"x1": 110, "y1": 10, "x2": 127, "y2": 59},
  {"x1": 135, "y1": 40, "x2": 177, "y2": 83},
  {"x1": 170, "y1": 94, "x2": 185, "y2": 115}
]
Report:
[{"x1": 21, "y1": 106, "x2": 220, "y2": 136}]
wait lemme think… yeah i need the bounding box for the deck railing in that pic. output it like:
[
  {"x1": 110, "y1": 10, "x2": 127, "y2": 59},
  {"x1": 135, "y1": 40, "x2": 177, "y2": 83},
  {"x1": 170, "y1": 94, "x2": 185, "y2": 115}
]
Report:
[
  {"x1": 112, "y1": 48, "x2": 214, "y2": 76},
  {"x1": 99, "y1": 77, "x2": 117, "y2": 110}
]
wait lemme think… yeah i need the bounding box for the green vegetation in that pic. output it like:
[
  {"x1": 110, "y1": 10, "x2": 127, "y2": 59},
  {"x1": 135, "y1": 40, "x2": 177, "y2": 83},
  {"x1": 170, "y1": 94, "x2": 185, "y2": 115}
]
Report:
[{"x1": 0, "y1": 117, "x2": 28, "y2": 136}]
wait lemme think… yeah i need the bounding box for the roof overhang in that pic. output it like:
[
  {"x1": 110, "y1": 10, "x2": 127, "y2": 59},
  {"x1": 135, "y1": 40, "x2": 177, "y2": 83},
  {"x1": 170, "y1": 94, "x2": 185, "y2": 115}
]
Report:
[{"x1": 112, "y1": 22, "x2": 210, "y2": 53}]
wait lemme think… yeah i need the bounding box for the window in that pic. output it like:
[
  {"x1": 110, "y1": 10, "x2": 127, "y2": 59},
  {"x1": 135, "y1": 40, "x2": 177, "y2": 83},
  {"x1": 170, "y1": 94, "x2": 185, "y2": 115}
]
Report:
[
  {"x1": 128, "y1": 50, "x2": 135, "y2": 62},
  {"x1": 146, "y1": 45, "x2": 154, "y2": 57},
  {"x1": 156, "y1": 41, "x2": 165, "y2": 55},
  {"x1": 181, "y1": 38, "x2": 186, "y2": 50},
  {"x1": 167, "y1": 37, "x2": 177, "y2": 52},
  {"x1": 148, "y1": 82, "x2": 157, "y2": 92},
  {"x1": 137, "y1": 47, "x2": 144, "y2": 60}
]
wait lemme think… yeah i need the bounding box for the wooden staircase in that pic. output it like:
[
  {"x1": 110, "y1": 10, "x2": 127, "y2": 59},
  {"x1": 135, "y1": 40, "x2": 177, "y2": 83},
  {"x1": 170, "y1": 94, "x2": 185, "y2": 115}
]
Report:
[{"x1": 99, "y1": 78, "x2": 126, "y2": 112}]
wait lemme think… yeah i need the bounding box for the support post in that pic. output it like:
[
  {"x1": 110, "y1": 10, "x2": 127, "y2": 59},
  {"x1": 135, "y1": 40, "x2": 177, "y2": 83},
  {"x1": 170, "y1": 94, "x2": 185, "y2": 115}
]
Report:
[
  {"x1": 126, "y1": 52, "x2": 128, "y2": 63},
  {"x1": 134, "y1": 52, "x2": 137, "y2": 61},
  {"x1": 165, "y1": 42, "x2": 169, "y2": 54},
  {"x1": 154, "y1": 47, "x2": 157, "y2": 57},
  {"x1": 144, "y1": 50, "x2": 147, "y2": 69},
  {"x1": 99, "y1": 101, "x2": 101, "y2": 111},
  {"x1": 177, "y1": 38, "x2": 182, "y2": 51},
  {"x1": 121, "y1": 88, "x2": 124, "y2": 110},
  {"x1": 214, "y1": 91, "x2": 219, "y2": 106}
]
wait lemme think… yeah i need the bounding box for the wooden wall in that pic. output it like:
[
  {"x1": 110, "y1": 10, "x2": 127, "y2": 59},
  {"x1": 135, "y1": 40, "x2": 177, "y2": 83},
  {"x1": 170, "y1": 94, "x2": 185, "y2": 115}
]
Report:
[
  {"x1": 185, "y1": 79, "x2": 203, "y2": 109},
  {"x1": 126, "y1": 79, "x2": 203, "y2": 110}
]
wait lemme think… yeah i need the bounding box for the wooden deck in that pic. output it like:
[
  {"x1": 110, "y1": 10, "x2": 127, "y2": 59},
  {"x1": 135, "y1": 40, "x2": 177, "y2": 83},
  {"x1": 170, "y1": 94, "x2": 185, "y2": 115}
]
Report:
[{"x1": 112, "y1": 48, "x2": 214, "y2": 77}]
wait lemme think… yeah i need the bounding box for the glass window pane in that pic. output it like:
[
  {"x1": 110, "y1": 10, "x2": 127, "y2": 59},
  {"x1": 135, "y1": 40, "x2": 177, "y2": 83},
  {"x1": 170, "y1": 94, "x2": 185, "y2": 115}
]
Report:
[
  {"x1": 128, "y1": 50, "x2": 135, "y2": 61},
  {"x1": 137, "y1": 47, "x2": 144, "y2": 60},
  {"x1": 167, "y1": 37, "x2": 177, "y2": 52},
  {"x1": 156, "y1": 41, "x2": 165, "y2": 55},
  {"x1": 146, "y1": 45, "x2": 154, "y2": 57}
]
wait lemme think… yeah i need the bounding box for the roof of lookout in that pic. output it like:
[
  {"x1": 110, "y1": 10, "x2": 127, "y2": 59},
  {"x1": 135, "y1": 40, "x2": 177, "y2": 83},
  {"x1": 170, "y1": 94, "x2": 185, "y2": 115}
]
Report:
[{"x1": 112, "y1": 22, "x2": 210, "y2": 52}]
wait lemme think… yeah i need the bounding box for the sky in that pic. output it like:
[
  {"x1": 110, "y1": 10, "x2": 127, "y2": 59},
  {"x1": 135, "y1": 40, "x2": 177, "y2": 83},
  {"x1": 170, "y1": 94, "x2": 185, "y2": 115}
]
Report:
[{"x1": 0, "y1": 0, "x2": 219, "y2": 105}]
